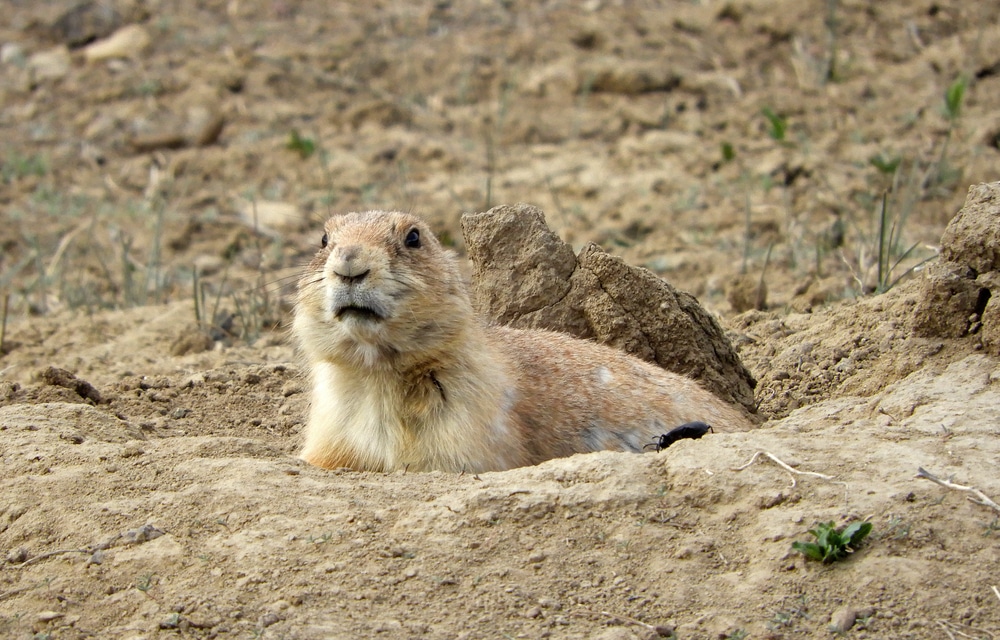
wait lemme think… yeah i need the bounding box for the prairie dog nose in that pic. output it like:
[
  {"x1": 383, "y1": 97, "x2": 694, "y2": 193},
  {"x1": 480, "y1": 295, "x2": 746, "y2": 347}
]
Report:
[{"x1": 329, "y1": 245, "x2": 370, "y2": 283}]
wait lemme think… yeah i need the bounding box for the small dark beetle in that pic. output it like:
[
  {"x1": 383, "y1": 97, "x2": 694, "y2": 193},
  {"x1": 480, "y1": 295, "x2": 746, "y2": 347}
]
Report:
[{"x1": 643, "y1": 421, "x2": 714, "y2": 452}]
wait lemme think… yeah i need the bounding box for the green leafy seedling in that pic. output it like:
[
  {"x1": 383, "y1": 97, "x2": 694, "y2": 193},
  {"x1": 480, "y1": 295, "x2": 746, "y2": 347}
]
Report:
[
  {"x1": 720, "y1": 141, "x2": 736, "y2": 163},
  {"x1": 761, "y1": 107, "x2": 787, "y2": 142},
  {"x1": 868, "y1": 152, "x2": 901, "y2": 176},
  {"x1": 792, "y1": 521, "x2": 872, "y2": 563},
  {"x1": 287, "y1": 130, "x2": 316, "y2": 159},
  {"x1": 944, "y1": 75, "x2": 968, "y2": 122}
]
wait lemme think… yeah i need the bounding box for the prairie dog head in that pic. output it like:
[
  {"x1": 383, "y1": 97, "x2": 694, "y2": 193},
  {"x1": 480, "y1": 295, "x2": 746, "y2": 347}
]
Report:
[{"x1": 293, "y1": 211, "x2": 472, "y2": 368}]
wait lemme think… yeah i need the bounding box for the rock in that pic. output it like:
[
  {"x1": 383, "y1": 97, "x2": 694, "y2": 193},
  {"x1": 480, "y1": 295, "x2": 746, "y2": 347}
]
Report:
[
  {"x1": 122, "y1": 524, "x2": 165, "y2": 543},
  {"x1": 170, "y1": 331, "x2": 214, "y2": 356},
  {"x1": 461, "y1": 203, "x2": 580, "y2": 331},
  {"x1": 345, "y1": 99, "x2": 411, "y2": 129},
  {"x1": 37, "y1": 611, "x2": 64, "y2": 622},
  {"x1": 829, "y1": 606, "x2": 857, "y2": 632},
  {"x1": 40, "y1": 366, "x2": 104, "y2": 404},
  {"x1": 237, "y1": 199, "x2": 304, "y2": 233},
  {"x1": 189, "y1": 107, "x2": 225, "y2": 147},
  {"x1": 83, "y1": 24, "x2": 150, "y2": 62},
  {"x1": 726, "y1": 272, "x2": 767, "y2": 313},
  {"x1": 1, "y1": 43, "x2": 25, "y2": 65},
  {"x1": 27, "y1": 47, "x2": 72, "y2": 82},
  {"x1": 259, "y1": 612, "x2": 281, "y2": 627},
  {"x1": 51, "y1": 1, "x2": 123, "y2": 47},
  {"x1": 128, "y1": 132, "x2": 186, "y2": 153},
  {"x1": 911, "y1": 263, "x2": 983, "y2": 338},
  {"x1": 462, "y1": 203, "x2": 758, "y2": 415},
  {"x1": 522, "y1": 61, "x2": 577, "y2": 98},
  {"x1": 126, "y1": 104, "x2": 225, "y2": 152},
  {"x1": 789, "y1": 276, "x2": 845, "y2": 312},
  {"x1": 582, "y1": 58, "x2": 682, "y2": 95},
  {"x1": 829, "y1": 605, "x2": 874, "y2": 633},
  {"x1": 941, "y1": 182, "x2": 1000, "y2": 274},
  {"x1": 913, "y1": 182, "x2": 1000, "y2": 341},
  {"x1": 6, "y1": 547, "x2": 28, "y2": 563}
]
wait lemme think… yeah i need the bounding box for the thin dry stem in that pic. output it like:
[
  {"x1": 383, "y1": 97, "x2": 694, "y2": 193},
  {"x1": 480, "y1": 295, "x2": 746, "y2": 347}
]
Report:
[
  {"x1": 44, "y1": 218, "x2": 91, "y2": 280},
  {"x1": 14, "y1": 532, "x2": 124, "y2": 568},
  {"x1": 733, "y1": 451, "x2": 835, "y2": 488},
  {"x1": 0, "y1": 584, "x2": 37, "y2": 602},
  {"x1": 14, "y1": 548, "x2": 90, "y2": 568},
  {"x1": 0, "y1": 292, "x2": 8, "y2": 355},
  {"x1": 916, "y1": 467, "x2": 1000, "y2": 514},
  {"x1": 574, "y1": 607, "x2": 655, "y2": 631},
  {"x1": 936, "y1": 619, "x2": 995, "y2": 640}
]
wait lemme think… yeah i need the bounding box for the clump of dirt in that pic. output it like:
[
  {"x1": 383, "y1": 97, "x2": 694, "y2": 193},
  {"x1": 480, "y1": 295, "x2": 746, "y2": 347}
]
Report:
[
  {"x1": 464, "y1": 203, "x2": 757, "y2": 415},
  {"x1": 910, "y1": 182, "x2": 1000, "y2": 349}
]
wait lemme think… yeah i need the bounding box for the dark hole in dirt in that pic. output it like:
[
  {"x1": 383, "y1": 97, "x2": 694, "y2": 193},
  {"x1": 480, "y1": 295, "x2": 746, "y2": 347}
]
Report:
[{"x1": 975, "y1": 287, "x2": 992, "y2": 316}]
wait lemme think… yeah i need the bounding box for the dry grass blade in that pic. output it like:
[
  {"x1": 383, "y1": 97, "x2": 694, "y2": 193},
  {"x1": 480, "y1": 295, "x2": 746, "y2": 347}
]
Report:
[
  {"x1": 935, "y1": 619, "x2": 994, "y2": 640},
  {"x1": 0, "y1": 292, "x2": 8, "y2": 355},
  {"x1": 44, "y1": 218, "x2": 91, "y2": 280}
]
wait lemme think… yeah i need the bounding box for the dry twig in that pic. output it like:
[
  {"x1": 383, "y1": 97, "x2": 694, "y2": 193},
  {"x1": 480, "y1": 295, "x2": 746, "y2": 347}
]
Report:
[
  {"x1": 0, "y1": 584, "x2": 37, "y2": 602},
  {"x1": 936, "y1": 619, "x2": 994, "y2": 640},
  {"x1": 14, "y1": 548, "x2": 90, "y2": 568},
  {"x1": 916, "y1": 467, "x2": 1000, "y2": 514},
  {"x1": 733, "y1": 451, "x2": 835, "y2": 488},
  {"x1": 11, "y1": 527, "x2": 165, "y2": 568},
  {"x1": 574, "y1": 608, "x2": 656, "y2": 631}
]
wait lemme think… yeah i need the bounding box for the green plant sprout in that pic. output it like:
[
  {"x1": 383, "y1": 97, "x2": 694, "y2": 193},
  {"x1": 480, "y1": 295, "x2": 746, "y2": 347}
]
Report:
[
  {"x1": 287, "y1": 130, "x2": 316, "y2": 159},
  {"x1": 761, "y1": 107, "x2": 787, "y2": 142},
  {"x1": 875, "y1": 192, "x2": 936, "y2": 293},
  {"x1": 720, "y1": 141, "x2": 736, "y2": 163},
  {"x1": 868, "y1": 152, "x2": 901, "y2": 176},
  {"x1": 792, "y1": 521, "x2": 872, "y2": 563},
  {"x1": 945, "y1": 74, "x2": 967, "y2": 121},
  {"x1": 923, "y1": 74, "x2": 968, "y2": 192}
]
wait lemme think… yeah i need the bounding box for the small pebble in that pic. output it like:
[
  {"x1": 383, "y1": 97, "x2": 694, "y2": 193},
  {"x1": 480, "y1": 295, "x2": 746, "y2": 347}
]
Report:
[
  {"x1": 830, "y1": 606, "x2": 870, "y2": 633},
  {"x1": 159, "y1": 614, "x2": 181, "y2": 629},
  {"x1": 6, "y1": 547, "x2": 28, "y2": 564},
  {"x1": 259, "y1": 612, "x2": 280, "y2": 627}
]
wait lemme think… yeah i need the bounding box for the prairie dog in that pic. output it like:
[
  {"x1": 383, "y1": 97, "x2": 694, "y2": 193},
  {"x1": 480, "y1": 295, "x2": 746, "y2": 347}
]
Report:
[{"x1": 293, "y1": 211, "x2": 751, "y2": 473}]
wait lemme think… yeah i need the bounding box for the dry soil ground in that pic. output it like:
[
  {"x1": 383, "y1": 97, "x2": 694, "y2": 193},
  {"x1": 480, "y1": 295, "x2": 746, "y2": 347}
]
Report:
[{"x1": 1, "y1": 1, "x2": 1000, "y2": 638}]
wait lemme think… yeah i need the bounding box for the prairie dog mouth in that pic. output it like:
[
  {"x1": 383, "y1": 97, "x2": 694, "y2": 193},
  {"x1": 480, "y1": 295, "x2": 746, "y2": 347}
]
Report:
[{"x1": 334, "y1": 304, "x2": 385, "y2": 322}]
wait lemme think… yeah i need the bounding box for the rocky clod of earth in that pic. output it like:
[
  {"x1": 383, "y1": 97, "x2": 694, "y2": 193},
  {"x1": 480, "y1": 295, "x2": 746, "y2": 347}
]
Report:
[
  {"x1": 913, "y1": 181, "x2": 997, "y2": 349},
  {"x1": 462, "y1": 203, "x2": 757, "y2": 416}
]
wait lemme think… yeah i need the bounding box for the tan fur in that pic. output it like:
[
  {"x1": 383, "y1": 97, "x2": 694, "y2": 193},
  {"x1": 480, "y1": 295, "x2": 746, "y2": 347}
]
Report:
[{"x1": 293, "y1": 210, "x2": 751, "y2": 473}]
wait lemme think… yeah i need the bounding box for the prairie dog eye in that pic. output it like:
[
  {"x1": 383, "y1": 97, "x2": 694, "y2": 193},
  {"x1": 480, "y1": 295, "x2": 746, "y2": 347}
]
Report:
[
  {"x1": 404, "y1": 228, "x2": 421, "y2": 249},
  {"x1": 321, "y1": 232, "x2": 329, "y2": 248}
]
